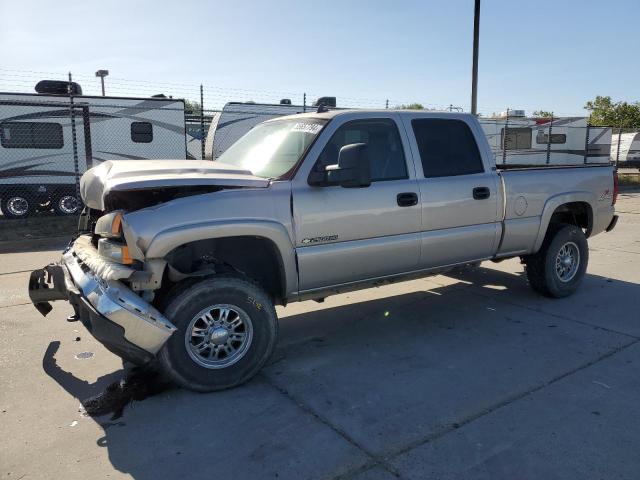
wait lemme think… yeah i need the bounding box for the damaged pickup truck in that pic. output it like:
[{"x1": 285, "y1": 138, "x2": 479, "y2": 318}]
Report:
[{"x1": 28, "y1": 110, "x2": 619, "y2": 391}]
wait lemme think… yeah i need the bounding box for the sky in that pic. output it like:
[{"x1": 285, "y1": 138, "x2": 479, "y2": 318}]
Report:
[{"x1": 1, "y1": 0, "x2": 639, "y2": 115}]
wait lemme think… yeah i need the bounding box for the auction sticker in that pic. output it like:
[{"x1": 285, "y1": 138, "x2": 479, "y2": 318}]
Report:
[{"x1": 292, "y1": 123, "x2": 323, "y2": 134}]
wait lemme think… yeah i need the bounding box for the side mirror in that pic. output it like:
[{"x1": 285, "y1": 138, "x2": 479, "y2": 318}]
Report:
[{"x1": 326, "y1": 143, "x2": 371, "y2": 188}]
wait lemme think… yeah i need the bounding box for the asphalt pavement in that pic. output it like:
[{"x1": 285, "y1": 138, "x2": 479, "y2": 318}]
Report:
[{"x1": 1, "y1": 192, "x2": 639, "y2": 480}]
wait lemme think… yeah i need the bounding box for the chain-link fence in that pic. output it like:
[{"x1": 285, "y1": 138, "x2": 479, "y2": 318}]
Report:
[{"x1": 1, "y1": 69, "x2": 639, "y2": 238}]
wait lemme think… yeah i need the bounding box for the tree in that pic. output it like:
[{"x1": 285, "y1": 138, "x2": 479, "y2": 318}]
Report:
[
  {"x1": 395, "y1": 103, "x2": 424, "y2": 110},
  {"x1": 532, "y1": 110, "x2": 553, "y2": 118},
  {"x1": 184, "y1": 99, "x2": 202, "y2": 115},
  {"x1": 584, "y1": 96, "x2": 640, "y2": 127}
]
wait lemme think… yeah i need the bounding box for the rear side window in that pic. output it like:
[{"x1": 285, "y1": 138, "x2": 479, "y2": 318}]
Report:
[
  {"x1": 411, "y1": 119, "x2": 484, "y2": 177},
  {"x1": 131, "y1": 122, "x2": 153, "y2": 143},
  {"x1": 0, "y1": 122, "x2": 63, "y2": 149}
]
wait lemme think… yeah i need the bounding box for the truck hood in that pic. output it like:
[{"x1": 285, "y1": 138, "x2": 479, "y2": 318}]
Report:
[{"x1": 80, "y1": 160, "x2": 270, "y2": 210}]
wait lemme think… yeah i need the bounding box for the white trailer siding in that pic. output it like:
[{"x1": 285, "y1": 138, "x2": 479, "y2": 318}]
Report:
[
  {"x1": 479, "y1": 117, "x2": 612, "y2": 166},
  {"x1": 0, "y1": 93, "x2": 186, "y2": 188}
]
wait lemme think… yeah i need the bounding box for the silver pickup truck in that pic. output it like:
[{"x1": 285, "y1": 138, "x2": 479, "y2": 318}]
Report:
[{"x1": 28, "y1": 110, "x2": 619, "y2": 391}]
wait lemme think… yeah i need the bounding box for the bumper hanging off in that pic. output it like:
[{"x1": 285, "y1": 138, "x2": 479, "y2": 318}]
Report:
[{"x1": 28, "y1": 237, "x2": 176, "y2": 364}]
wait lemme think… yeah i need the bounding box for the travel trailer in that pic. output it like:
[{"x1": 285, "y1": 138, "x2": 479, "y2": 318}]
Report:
[
  {"x1": 0, "y1": 82, "x2": 186, "y2": 218},
  {"x1": 479, "y1": 112, "x2": 612, "y2": 166},
  {"x1": 610, "y1": 131, "x2": 640, "y2": 168},
  {"x1": 204, "y1": 102, "x2": 312, "y2": 159},
  {"x1": 203, "y1": 104, "x2": 613, "y2": 167}
]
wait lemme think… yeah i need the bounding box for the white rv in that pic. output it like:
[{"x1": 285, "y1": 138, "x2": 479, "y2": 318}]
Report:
[
  {"x1": 0, "y1": 84, "x2": 186, "y2": 218},
  {"x1": 479, "y1": 113, "x2": 612, "y2": 166},
  {"x1": 610, "y1": 132, "x2": 640, "y2": 167},
  {"x1": 203, "y1": 104, "x2": 613, "y2": 168},
  {"x1": 204, "y1": 102, "x2": 310, "y2": 159}
]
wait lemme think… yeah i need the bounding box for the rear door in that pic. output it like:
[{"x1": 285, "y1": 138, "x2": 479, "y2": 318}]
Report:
[
  {"x1": 401, "y1": 115, "x2": 501, "y2": 268},
  {"x1": 292, "y1": 113, "x2": 421, "y2": 292}
]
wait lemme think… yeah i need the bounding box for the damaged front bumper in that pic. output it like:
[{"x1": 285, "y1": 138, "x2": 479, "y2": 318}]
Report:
[{"x1": 28, "y1": 236, "x2": 176, "y2": 364}]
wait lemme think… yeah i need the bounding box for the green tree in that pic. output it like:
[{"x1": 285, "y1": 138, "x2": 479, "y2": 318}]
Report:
[
  {"x1": 584, "y1": 96, "x2": 640, "y2": 127},
  {"x1": 395, "y1": 103, "x2": 424, "y2": 110},
  {"x1": 184, "y1": 99, "x2": 202, "y2": 115},
  {"x1": 532, "y1": 110, "x2": 553, "y2": 118}
]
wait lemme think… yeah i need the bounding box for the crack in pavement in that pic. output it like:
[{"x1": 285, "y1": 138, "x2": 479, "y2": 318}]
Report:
[
  {"x1": 0, "y1": 269, "x2": 32, "y2": 276},
  {"x1": 261, "y1": 374, "x2": 401, "y2": 479},
  {"x1": 374, "y1": 337, "x2": 640, "y2": 467}
]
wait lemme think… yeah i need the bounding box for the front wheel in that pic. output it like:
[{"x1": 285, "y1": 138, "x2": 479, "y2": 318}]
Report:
[
  {"x1": 158, "y1": 276, "x2": 278, "y2": 392},
  {"x1": 524, "y1": 223, "x2": 589, "y2": 298}
]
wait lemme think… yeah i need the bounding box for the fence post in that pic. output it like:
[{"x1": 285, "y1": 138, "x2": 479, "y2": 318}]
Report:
[
  {"x1": 546, "y1": 112, "x2": 554, "y2": 165},
  {"x1": 200, "y1": 84, "x2": 205, "y2": 160},
  {"x1": 502, "y1": 108, "x2": 509, "y2": 165},
  {"x1": 68, "y1": 72, "x2": 80, "y2": 204},
  {"x1": 616, "y1": 126, "x2": 623, "y2": 168},
  {"x1": 583, "y1": 114, "x2": 591, "y2": 164},
  {"x1": 303, "y1": 93, "x2": 306, "y2": 112}
]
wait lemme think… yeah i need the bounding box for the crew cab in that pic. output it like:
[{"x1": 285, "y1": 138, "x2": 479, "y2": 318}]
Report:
[{"x1": 28, "y1": 110, "x2": 619, "y2": 391}]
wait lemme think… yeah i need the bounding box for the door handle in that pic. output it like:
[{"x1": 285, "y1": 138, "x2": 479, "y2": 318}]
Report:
[
  {"x1": 397, "y1": 192, "x2": 418, "y2": 207},
  {"x1": 473, "y1": 187, "x2": 491, "y2": 200}
]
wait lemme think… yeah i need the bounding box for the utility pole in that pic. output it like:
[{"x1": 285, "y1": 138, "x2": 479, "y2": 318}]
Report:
[
  {"x1": 95, "y1": 69, "x2": 109, "y2": 96},
  {"x1": 471, "y1": 0, "x2": 480, "y2": 115}
]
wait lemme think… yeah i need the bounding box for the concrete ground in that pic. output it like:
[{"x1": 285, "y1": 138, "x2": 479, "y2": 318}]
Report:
[{"x1": 1, "y1": 192, "x2": 639, "y2": 480}]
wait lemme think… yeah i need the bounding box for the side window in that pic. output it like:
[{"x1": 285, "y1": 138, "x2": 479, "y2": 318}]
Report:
[
  {"x1": 411, "y1": 119, "x2": 484, "y2": 177},
  {"x1": 315, "y1": 119, "x2": 408, "y2": 182},
  {"x1": 0, "y1": 122, "x2": 63, "y2": 149},
  {"x1": 131, "y1": 122, "x2": 153, "y2": 143},
  {"x1": 502, "y1": 127, "x2": 532, "y2": 150},
  {"x1": 536, "y1": 132, "x2": 566, "y2": 144}
]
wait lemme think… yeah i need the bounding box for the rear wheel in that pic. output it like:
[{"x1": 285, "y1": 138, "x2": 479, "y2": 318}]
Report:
[
  {"x1": 158, "y1": 275, "x2": 278, "y2": 392},
  {"x1": 53, "y1": 194, "x2": 82, "y2": 216},
  {"x1": 1, "y1": 194, "x2": 33, "y2": 219},
  {"x1": 524, "y1": 223, "x2": 588, "y2": 298}
]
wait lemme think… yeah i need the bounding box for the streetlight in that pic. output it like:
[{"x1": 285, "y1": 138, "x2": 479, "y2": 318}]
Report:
[
  {"x1": 471, "y1": 0, "x2": 480, "y2": 115},
  {"x1": 95, "y1": 69, "x2": 109, "y2": 96}
]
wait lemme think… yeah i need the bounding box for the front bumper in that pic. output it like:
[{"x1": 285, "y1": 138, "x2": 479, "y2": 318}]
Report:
[{"x1": 28, "y1": 237, "x2": 176, "y2": 364}]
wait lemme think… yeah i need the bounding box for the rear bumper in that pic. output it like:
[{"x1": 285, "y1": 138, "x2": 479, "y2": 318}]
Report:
[{"x1": 28, "y1": 238, "x2": 175, "y2": 364}]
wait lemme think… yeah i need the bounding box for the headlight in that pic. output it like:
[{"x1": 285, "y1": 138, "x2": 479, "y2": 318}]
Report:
[
  {"x1": 97, "y1": 238, "x2": 134, "y2": 265},
  {"x1": 95, "y1": 210, "x2": 124, "y2": 239}
]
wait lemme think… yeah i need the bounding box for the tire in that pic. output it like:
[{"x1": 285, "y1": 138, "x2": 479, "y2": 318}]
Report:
[
  {"x1": 524, "y1": 223, "x2": 588, "y2": 298},
  {"x1": 1, "y1": 194, "x2": 34, "y2": 219},
  {"x1": 158, "y1": 275, "x2": 278, "y2": 392},
  {"x1": 53, "y1": 194, "x2": 82, "y2": 216}
]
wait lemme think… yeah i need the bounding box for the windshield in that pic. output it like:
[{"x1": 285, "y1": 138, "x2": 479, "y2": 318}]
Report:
[{"x1": 216, "y1": 118, "x2": 327, "y2": 179}]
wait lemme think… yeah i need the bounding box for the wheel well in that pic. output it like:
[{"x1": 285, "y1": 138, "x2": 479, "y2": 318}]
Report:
[
  {"x1": 549, "y1": 202, "x2": 593, "y2": 236},
  {"x1": 164, "y1": 236, "x2": 286, "y2": 303}
]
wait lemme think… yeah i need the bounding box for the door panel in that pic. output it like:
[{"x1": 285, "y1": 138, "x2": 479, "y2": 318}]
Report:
[
  {"x1": 293, "y1": 115, "x2": 421, "y2": 292},
  {"x1": 401, "y1": 115, "x2": 502, "y2": 267},
  {"x1": 294, "y1": 180, "x2": 421, "y2": 290}
]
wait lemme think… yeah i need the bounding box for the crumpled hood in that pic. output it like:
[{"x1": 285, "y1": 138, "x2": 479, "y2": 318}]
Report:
[{"x1": 80, "y1": 159, "x2": 270, "y2": 210}]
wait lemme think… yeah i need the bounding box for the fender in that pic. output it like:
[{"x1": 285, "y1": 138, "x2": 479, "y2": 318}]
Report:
[
  {"x1": 533, "y1": 191, "x2": 595, "y2": 252},
  {"x1": 144, "y1": 219, "x2": 298, "y2": 297}
]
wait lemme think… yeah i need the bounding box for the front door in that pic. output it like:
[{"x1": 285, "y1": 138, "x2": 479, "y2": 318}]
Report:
[{"x1": 292, "y1": 115, "x2": 421, "y2": 292}]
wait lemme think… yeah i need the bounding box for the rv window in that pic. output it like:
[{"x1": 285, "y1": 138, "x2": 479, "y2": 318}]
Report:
[
  {"x1": 536, "y1": 133, "x2": 567, "y2": 144},
  {"x1": 131, "y1": 122, "x2": 153, "y2": 143},
  {"x1": 0, "y1": 122, "x2": 63, "y2": 149},
  {"x1": 501, "y1": 127, "x2": 532, "y2": 150},
  {"x1": 411, "y1": 119, "x2": 484, "y2": 177}
]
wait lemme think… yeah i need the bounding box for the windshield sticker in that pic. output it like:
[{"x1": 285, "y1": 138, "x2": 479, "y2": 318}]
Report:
[{"x1": 291, "y1": 123, "x2": 323, "y2": 134}]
